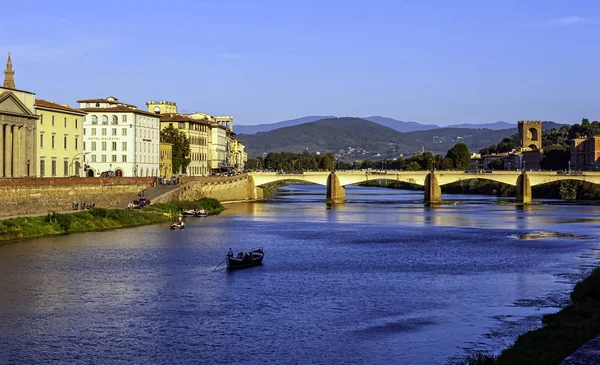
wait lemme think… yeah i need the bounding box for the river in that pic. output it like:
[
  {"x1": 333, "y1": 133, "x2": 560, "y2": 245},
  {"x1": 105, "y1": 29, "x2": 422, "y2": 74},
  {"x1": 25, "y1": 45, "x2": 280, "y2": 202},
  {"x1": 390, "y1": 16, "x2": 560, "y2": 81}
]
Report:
[{"x1": 1, "y1": 185, "x2": 599, "y2": 364}]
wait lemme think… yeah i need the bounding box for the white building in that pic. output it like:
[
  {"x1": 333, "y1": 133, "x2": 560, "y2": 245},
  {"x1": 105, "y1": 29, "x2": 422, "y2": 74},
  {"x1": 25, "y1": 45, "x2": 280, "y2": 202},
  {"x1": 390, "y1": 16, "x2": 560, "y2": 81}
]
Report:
[{"x1": 78, "y1": 96, "x2": 160, "y2": 177}]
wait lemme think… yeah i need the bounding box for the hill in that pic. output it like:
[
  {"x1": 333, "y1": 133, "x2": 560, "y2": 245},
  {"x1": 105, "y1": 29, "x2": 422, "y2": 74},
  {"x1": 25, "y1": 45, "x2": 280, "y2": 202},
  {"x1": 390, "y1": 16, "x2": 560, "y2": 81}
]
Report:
[
  {"x1": 235, "y1": 115, "x2": 334, "y2": 134},
  {"x1": 237, "y1": 117, "x2": 425, "y2": 160},
  {"x1": 446, "y1": 121, "x2": 515, "y2": 130},
  {"x1": 361, "y1": 116, "x2": 440, "y2": 132}
]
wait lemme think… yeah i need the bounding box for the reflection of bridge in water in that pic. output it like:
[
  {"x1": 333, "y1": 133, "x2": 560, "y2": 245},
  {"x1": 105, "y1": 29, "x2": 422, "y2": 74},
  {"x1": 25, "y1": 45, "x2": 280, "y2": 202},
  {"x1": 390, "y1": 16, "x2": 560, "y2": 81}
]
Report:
[{"x1": 248, "y1": 171, "x2": 600, "y2": 204}]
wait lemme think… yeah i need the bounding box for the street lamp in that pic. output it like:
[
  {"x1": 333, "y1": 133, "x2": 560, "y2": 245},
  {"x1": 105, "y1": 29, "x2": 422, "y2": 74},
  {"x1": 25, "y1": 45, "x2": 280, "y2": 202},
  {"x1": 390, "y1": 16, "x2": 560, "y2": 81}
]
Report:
[
  {"x1": 568, "y1": 161, "x2": 571, "y2": 174},
  {"x1": 70, "y1": 152, "x2": 90, "y2": 177}
]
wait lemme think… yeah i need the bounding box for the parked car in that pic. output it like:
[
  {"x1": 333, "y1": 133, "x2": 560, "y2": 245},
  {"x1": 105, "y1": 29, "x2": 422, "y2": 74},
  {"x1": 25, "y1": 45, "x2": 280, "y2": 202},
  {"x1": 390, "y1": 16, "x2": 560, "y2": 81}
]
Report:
[
  {"x1": 100, "y1": 171, "x2": 116, "y2": 178},
  {"x1": 139, "y1": 198, "x2": 151, "y2": 206}
]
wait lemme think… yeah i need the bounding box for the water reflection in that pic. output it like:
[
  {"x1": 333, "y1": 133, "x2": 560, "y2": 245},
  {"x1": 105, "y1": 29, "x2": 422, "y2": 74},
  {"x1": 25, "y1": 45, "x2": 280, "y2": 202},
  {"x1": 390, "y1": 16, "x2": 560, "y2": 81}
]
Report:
[{"x1": 1, "y1": 185, "x2": 600, "y2": 364}]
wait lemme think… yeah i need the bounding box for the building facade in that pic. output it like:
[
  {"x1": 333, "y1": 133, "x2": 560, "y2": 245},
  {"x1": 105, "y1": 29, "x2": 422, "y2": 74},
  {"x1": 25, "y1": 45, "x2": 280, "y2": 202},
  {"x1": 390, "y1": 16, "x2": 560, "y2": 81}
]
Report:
[
  {"x1": 0, "y1": 53, "x2": 38, "y2": 177},
  {"x1": 159, "y1": 142, "x2": 173, "y2": 179},
  {"x1": 148, "y1": 101, "x2": 211, "y2": 176},
  {"x1": 34, "y1": 99, "x2": 86, "y2": 177},
  {"x1": 570, "y1": 136, "x2": 600, "y2": 170},
  {"x1": 79, "y1": 96, "x2": 160, "y2": 177}
]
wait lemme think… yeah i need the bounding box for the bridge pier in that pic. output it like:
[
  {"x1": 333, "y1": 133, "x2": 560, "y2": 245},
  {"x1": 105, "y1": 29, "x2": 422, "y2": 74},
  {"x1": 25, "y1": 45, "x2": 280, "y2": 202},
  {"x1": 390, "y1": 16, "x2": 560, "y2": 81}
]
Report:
[
  {"x1": 326, "y1": 172, "x2": 346, "y2": 204},
  {"x1": 424, "y1": 171, "x2": 441, "y2": 204},
  {"x1": 516, "y1": 172, "x2": 532, "y2": 204},
  {"x1": 246, "y1": 176, "x2": 264, "y2": 200}
]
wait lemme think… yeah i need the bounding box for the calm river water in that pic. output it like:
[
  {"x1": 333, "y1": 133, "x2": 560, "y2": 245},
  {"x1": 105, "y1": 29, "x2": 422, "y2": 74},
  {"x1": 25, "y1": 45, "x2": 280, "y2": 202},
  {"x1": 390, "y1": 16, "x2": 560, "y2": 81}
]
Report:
[{"x1": 1, "y1": 185, "x2": 600, "y2": 364}]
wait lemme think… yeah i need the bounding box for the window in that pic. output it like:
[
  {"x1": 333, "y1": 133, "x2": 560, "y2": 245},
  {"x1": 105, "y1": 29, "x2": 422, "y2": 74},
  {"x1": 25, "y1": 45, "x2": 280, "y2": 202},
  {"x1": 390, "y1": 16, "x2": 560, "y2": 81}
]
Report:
[
  {"x1": 83, "y1": 128, "x2": 86, "y2": 136},
  {"x1": 91, "y1": 115, "x2": 98, "y2": 124},
  {"x1": 91, "y1": 155, "x2": 96, "y2": 162},
  {"x1": 112, "y1": 155, "x2": 117, "y2": 162},
  {"x1": 122, "y1": 115, "x2": 127, "y2": 122},
  {"x1": 102, "y1": 142, "x2": 107, "y2": 151},
  {"x1": 51, "y1": 159, "x2": 56, "y2": 176},
  {"x1": 91, "y1": 128, "x2": 96, "y2": 136},
  {"x1": 179, "y1": 122, "x2": 185, "y2": 129},
  {"x1": 64, "y1": 117, "x2": 67, "y2": 128},
  {"x1": 52, "y1": 115, "x2": 55, "y2": 126},
  {"x1": 122, "y1": 142, "x2": 127, "y2": 151},
  {"x1": 101, "y1": 115, "x2": 108, "y2": 125},
  {"x1": 101, "y1": 155, "x2": 107, "y2": 162},
  {"x1": 40, "y1": 114, "x2": 44, "y2": 125},
  {"x1": 51, "y1": 134, "x2": 55, "y2": 149},
  {"x1": 40, "y1": 159, "x2": 45, "y2": 177},
  {"x1": 63, "y1": 159, "x2": 68, "y2": 176},
  {"x1": 40, "y1": 133, "x2": 44, "y2": 148},
  {"x1": 101, "y1": 128, "x2": 107, "y2": 136},
  {"x1": 111, "y1": 116, "x2": 118, "y2": 125},
  {"x1": 122, "y1": 155, "x2": 127, "y2": 162},
  {"x1": 112, "y1": 128, "x2": 117, "y2": 136},
  {"x1": 91, "y1": 142, "x2": 96, "y2": 151},
  {"x1": 63, "y1": 135, "x2": 67, "y2": 149},
  {"x1": 75, "y1": 119, "x2": 78, "y2": 129},
  {"x1": 122, "y1": 128, "x2": 127, "y2": 136},
  {"x1": 75, "y1": 136, "x2": 79, "y2": 150},
  {"x1": 112, "y1": 142, "x2": 117, "y2": 151},
  {"x1": 95, "y1": 103, "x2": 100, "y2": 107},
  {"x1": 83, "y1": 142, "x2": 86, "y2": 151}
]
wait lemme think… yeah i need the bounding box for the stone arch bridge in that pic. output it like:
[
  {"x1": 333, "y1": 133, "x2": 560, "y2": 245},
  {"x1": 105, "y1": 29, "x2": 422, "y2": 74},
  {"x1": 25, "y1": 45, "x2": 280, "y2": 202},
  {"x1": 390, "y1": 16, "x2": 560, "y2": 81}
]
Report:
[{"x1": 248, "y1": 170, "x2": 600, "y2": 204}]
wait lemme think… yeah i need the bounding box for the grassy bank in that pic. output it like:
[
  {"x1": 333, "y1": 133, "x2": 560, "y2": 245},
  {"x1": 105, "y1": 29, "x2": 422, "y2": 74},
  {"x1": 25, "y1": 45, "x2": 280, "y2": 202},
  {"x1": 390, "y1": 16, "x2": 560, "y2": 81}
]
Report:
[
  {"x1": 0, "y1": 197, "x2": 224, "y2": 242},
  {"x1": 449, "y1": 266, "x2": 600, "y2": 365}
]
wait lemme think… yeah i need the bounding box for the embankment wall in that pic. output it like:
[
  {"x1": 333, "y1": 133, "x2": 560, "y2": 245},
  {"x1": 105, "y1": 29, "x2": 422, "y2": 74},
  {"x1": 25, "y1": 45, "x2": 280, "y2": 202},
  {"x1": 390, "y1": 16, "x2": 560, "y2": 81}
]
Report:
[{"x1": 0, "y1": 177, "x2": 152, "y2": 217}]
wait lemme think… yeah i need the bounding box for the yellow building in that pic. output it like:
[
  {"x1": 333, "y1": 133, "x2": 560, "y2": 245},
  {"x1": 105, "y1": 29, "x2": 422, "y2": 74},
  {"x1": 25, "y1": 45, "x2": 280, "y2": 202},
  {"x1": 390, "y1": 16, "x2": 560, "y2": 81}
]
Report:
[
  {"x1": 0, "y1": 53, "x2": 38, "y2": 177},
  {"x1": 147, "y1": 100, "x2": 178, "y2": 115},
  {"x1": 34, "y1": 99, "x2": 86, "y2": 177},
  {"x1": 159, "y1": 142, "x2": 173, "y2": 178},
  {"x1": 148, "y1": 101, "x2": 210, "y2": 176}
]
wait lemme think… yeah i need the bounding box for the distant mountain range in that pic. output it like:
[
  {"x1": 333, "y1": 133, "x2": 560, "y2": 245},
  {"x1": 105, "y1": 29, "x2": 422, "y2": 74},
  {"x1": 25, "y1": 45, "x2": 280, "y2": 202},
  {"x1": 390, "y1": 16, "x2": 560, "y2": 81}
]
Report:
[
  {"x1": 235, "y1": 116, "x2": 539, "y2": 134},
  {"x1": 236, "y1": 117, "x2": 567, "y2": 160}
]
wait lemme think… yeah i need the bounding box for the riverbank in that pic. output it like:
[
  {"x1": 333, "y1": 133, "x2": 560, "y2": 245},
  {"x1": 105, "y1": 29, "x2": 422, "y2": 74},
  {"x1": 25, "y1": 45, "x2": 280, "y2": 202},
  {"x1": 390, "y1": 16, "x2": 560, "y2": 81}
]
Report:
[
  {"x1": 451, "y1": 266, "x2": 600, "y2": 365},
  {"x1": 0, "y1": 197, "x2": 224, "y2": 243}
]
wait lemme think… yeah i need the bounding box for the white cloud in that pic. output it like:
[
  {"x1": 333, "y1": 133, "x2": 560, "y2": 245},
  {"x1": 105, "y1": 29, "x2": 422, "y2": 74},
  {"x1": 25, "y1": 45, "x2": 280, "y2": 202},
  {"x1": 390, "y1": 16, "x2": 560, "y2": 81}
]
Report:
[
  {"x1": 546, "y1": 16, "x2": 586, "y2": 26},
  {"x1": 216, "y1": 53, "x2": 242, "y2": 59}
]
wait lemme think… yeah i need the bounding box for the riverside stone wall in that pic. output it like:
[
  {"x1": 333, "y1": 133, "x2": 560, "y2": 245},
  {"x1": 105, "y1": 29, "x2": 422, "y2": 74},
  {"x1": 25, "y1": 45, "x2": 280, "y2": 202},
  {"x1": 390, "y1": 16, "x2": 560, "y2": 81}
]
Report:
[
  {"x1": 153, "y1": 176, "x2": 255, "y2": 203},
  {"x1": 0, "y1": 177, "x2": 153, "y2": 217}
]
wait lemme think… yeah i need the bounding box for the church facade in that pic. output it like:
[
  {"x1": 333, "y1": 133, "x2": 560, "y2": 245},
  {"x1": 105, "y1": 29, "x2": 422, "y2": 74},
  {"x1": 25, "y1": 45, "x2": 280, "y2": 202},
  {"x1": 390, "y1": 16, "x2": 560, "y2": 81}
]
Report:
[{"x1": 0, "y1": 53, "x2": 38, "y2": 177}]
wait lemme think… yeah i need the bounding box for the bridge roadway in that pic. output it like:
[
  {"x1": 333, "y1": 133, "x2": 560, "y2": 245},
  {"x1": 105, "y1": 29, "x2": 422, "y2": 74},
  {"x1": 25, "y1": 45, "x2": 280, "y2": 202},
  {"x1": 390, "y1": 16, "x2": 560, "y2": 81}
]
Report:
[{"x1": 248, "y1": 170, "x2": 600, "y2": 204}]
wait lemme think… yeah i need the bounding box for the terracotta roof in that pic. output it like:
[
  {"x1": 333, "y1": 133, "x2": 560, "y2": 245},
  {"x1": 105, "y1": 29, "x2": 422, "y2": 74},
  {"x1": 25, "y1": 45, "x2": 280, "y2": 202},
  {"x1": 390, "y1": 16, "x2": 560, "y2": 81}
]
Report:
[
  {"x1": 79, "y1": 106, "x2": 159, "y2": 117},
  {"x1": 159, "y1": 114, "x2": 211, "y2": 124},
  {"x1": 35, "y1": 99, "x2": 87, "y2": 115},
  {"x1": 77, "y1": 98, "x2": 137, "y2": 108}
]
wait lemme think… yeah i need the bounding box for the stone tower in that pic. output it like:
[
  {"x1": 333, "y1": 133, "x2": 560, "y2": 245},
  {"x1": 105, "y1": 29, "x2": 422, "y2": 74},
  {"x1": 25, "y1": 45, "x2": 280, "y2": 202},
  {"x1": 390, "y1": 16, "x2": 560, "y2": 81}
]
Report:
[
  {"x1": 518, "y1": 120, "x2": 542, "y2": 150},
  {"x1": 3, "y1": 52, "x2": 15, "y2": 89}
]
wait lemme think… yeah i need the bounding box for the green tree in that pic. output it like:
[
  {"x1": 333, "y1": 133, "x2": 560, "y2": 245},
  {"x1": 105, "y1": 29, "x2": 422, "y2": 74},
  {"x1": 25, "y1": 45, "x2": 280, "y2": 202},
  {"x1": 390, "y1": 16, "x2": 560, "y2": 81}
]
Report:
[
  {"x1": 405, "y1": 161, "x2": 421, "y2": 171},
  {"x1": 160, "y1": 125, "x2": 191, "y2": 174},
  {"x1": 446, "y1": 142, "x2": 471, "y2": 170}
]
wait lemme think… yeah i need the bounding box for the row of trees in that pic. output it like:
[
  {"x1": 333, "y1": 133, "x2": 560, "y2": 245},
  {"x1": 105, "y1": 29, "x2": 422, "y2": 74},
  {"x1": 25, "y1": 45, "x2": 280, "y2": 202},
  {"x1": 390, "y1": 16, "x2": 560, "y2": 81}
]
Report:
[{"x1": 247, "y1": 143, "x2": 472, "y2": 172}]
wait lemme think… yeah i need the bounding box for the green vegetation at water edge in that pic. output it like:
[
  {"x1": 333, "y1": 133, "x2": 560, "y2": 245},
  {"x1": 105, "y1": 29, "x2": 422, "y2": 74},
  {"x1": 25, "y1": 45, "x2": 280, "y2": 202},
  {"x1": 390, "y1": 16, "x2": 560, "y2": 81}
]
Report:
[
  {"x1": 0, "y1": 208, "x2": 170, "y2": 242},
  {"x1": 448, "y1": 266, "x2": 600, "y2": 365}
]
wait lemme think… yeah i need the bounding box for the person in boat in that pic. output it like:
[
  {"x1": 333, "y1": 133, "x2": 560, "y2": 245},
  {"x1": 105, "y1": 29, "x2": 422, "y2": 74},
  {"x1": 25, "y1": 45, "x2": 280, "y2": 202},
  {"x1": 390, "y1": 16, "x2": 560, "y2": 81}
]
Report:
[
  {"x1": 227, "y1": 248, "x2": 234, "y2": 258},
  {"x1": 237, "y1": 252, "x2": 243, "y2": 259}
]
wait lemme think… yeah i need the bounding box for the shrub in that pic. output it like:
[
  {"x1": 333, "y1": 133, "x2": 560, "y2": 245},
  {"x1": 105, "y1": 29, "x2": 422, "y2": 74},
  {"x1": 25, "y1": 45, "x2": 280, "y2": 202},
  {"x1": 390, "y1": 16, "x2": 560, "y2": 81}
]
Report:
[{"x1": 89, "y1": 207, "x2": 108, "y2": 218}]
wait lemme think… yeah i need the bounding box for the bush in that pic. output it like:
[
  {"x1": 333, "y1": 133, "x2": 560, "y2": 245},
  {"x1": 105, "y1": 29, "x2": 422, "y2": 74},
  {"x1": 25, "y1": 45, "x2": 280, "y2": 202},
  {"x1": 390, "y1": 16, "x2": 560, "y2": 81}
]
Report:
[{"x1": 89, "y1": 207, "x2": 108, "y2": 218}]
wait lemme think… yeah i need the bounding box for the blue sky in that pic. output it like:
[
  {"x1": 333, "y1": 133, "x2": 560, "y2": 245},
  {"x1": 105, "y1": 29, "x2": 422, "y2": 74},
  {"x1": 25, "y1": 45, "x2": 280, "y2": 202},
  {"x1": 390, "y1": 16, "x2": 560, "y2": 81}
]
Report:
[{"x1": 2, "y1": 0, "x2": 600, "y2": 126}]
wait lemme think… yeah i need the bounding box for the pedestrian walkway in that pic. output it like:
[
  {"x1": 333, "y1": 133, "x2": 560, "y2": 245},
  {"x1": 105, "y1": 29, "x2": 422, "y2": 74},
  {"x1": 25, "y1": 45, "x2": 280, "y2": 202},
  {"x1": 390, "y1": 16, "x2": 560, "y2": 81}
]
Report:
[
  {"x1": 113, "y1": 183, "x2": 182, "y2": 209},
  {"x1": 560, "y1": 336, "x2": 600, "y2": 365}
]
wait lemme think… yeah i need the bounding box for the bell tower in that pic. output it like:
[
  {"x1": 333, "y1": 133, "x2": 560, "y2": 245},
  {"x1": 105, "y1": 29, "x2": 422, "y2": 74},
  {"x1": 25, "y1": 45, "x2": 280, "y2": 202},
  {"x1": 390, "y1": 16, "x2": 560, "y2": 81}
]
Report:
[{"x1": 3, "y1": 52, "x2": 15, "y2": 89}]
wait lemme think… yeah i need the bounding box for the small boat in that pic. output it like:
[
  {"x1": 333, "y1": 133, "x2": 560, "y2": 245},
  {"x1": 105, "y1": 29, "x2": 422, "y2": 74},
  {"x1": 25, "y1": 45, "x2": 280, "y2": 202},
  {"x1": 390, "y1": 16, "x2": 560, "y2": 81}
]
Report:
[
  {"x1": 227, "y1": 248, "x2": 264, "y2": 270},
  {"x1": 170, "y1": 221, "x2": 185, "y2": 229},
  {"x1": 182, "y1": 209, "x2": 196, "y2": 216},
  {"x1": 194, "y1": 209, "x2": 207, "y2": 217}
]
